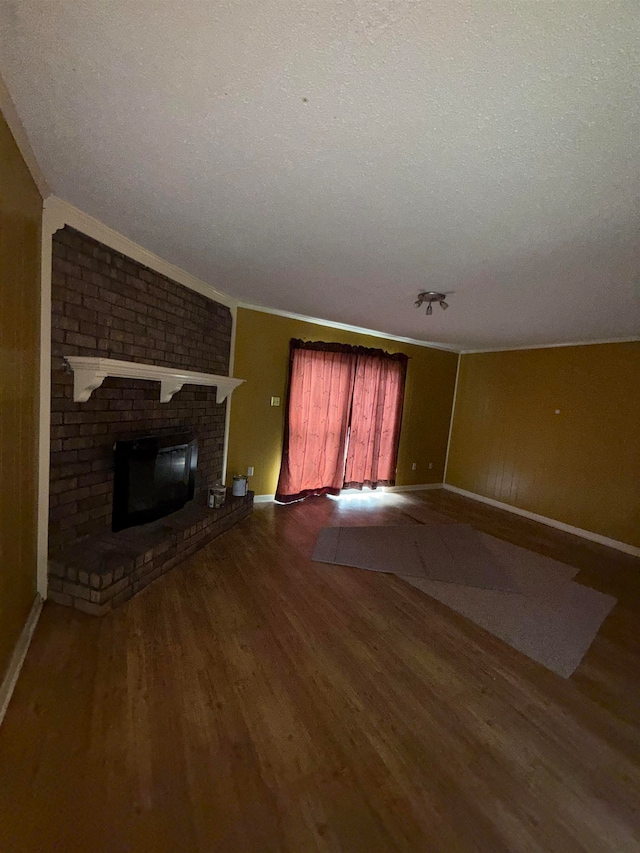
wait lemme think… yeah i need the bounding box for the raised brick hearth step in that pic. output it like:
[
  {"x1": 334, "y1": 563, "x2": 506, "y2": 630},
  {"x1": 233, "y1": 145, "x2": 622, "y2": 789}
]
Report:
[{"x1": 48, "y1": 492, "x2": 253, "y2": 616}]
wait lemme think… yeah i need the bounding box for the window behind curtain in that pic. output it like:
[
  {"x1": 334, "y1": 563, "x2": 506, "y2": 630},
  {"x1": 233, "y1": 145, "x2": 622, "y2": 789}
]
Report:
[{"x1": 275, "y1": 341, "x2": 407, "y2": 503}]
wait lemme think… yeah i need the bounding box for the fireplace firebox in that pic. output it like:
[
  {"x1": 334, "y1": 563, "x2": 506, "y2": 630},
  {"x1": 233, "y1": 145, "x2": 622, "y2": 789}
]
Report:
[{"x1": 112, "y1": 434, "x2": 198, "y2": 532}]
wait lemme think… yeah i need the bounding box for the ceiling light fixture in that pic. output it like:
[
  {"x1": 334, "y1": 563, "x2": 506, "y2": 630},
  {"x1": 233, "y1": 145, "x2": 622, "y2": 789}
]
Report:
[{"x1": 415, "y1": 291, "x2": 449, "y2": 315}]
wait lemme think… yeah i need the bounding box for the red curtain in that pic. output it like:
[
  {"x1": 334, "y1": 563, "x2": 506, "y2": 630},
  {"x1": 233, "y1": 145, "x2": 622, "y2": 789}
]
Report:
[
  {"x1": 275, "y1": 344, "x2": 356, "y2": 503},
  {"x1": 275, "y1": 341, "x2": 407, "y2": 503},
  {"x1": 344, "y1": 353, "x2": 407, "y2": 490}
]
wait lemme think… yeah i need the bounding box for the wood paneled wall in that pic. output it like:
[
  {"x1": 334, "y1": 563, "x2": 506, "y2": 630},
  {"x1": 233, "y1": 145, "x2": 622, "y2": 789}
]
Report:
[
  {"x1": 0, "y1": 110, "x2": 42, "y2": 678},
  {"x1": 227, "y1": 309, "x2": 459, "y2": 496},
  {"x1": 446, "y1": 343, "x2": 640, "y2": 548}
]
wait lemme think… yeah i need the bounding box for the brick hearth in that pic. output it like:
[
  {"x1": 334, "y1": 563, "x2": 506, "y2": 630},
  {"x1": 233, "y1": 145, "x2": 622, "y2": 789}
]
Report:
[{"x1": 48, "y1": 492, "x2": 253, "y2": 616}]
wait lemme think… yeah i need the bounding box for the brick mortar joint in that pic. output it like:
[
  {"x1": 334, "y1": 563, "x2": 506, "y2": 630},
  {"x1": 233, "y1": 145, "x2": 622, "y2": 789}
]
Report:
[{"x1": 49, "y1": 225, "x2": 232, "y2": 547}]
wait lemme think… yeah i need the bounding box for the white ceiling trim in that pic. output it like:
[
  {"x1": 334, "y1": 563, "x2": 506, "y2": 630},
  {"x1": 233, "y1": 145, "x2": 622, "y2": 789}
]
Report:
[
  {"x1": 462, "y1": 337, "x2": 640, "y2": 355},
  {"x1": 0, "y1": 69, "x2": 48, "y2": 198},
  {"x1": 44, "y1": 196, "x2": 238, "y2": 310},
  {"x1": 238, "y1": 301, "x2": 461, "y2": 353}
]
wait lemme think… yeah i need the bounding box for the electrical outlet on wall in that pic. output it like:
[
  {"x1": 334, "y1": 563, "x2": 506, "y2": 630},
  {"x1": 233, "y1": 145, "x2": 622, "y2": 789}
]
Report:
[
  {"x1": 247, "y1": 466, "x2": 254, "y2": 476},
  {"x1": 411, "y1": 462, "x2": 417, "y2": 471},
  {"x1": 428, "y1": 462, "x2": 433, "y2": 470}
]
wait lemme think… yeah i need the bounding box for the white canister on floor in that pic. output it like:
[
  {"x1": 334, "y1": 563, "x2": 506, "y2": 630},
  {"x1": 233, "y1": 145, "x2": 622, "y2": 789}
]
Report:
[{"x1": 232, "y1": 475, "x2": 248, "y2": 497}]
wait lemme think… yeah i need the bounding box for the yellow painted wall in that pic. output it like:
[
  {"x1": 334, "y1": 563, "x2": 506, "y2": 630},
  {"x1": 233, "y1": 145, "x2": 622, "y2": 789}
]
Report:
[
  {"x1": 0, "y1": 110, "x2": 42, "y2": 678},
  {"x1": 227, "y1": 308, "x2": 459, "y2": 496},
  {"x1": 446, "y1": 343, "x2": 640, "y2": 548}
]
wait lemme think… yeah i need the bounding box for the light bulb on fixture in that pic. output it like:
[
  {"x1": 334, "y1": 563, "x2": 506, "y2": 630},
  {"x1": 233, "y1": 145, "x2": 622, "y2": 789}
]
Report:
[{"x1": 415, "y1": 291, "x2": 450, "y2": 315}]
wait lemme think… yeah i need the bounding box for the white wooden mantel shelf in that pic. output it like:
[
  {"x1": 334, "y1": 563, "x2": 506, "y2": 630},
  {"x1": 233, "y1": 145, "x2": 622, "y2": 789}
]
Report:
[{"x1": 64, "y1": 356, "x2": 245, "y2": 403}]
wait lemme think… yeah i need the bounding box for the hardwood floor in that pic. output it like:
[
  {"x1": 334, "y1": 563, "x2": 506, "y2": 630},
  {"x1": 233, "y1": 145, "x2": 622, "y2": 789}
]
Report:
[{"x1": 1, "y1": 489, "x2": 639, "y2": 852}]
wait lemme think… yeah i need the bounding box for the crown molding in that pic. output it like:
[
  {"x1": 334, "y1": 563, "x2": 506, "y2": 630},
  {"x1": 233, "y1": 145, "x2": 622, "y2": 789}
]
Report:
[
  {"x1": 238, "y1": 305, "x2": 640, "y2": 355},
  {"x1": 43, "y1": 196, "x2": 238, "y2": 310},
  {"x1": 238, "y1": 302, "x2": 461, "y2": 353},
  {"x1": 461, "y1": 337, "x2": 640, "y2": 355},
  {"x1": 0, "y1": 72, "x2": 49, "y2": 199}
]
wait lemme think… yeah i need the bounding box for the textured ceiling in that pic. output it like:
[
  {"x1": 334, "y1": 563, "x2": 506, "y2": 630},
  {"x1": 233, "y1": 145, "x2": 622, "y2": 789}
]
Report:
[{"x1": 1, "y1": 1, "x2": 638, "y2": 348}]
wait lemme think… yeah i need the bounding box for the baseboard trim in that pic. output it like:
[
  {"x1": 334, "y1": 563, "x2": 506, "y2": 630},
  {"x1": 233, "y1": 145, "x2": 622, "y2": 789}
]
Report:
[
  {"x1": 385, "y1": 483, "x2": 444, "y2": 493},
  {"x1": 254, "y1": 484, "x2": 445, "y2": 502},
  {"x1": 0, "y1": 594, "x2": 43, "y2": 727},
  {"x1": 443, "y1": 485, "x2": 640, "y2": 557}
]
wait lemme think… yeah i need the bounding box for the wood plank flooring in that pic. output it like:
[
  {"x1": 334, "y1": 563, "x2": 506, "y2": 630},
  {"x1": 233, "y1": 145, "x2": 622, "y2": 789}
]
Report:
[{"x1": 0, "y1": 489, "x2": 639, "y2": 852}]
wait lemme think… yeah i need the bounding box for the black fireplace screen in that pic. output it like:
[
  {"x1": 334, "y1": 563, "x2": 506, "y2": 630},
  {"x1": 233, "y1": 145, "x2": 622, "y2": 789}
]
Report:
[{"x1": 112, "y1": 434, "x2": 197, "y2": 532}]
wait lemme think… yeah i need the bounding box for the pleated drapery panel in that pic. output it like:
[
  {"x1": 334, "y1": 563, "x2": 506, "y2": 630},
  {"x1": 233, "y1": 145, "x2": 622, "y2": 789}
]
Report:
[
  {"x1": 343, "y1": 354, "x2": 406, "y2": 490},
  {"x1": 275, "y1": 345, "x2": 355, "y2": 503},
  {"x1": 275, "y1": 340, "x2": 407, "y2": 503}
]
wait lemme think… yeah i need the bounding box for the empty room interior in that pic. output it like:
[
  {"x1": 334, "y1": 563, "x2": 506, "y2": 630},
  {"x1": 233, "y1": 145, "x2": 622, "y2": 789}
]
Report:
[{"x1": 1, "y1": 3, "x2": 639, "y2": 851}]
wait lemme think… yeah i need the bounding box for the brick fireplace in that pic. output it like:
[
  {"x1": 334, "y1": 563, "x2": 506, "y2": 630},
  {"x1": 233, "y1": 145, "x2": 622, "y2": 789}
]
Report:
[{"x1": 47, "y1": 226, "x2": 252, "y2": 614}]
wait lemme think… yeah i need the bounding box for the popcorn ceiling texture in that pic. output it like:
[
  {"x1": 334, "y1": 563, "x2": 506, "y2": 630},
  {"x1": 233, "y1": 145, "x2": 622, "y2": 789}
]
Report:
[
  {"x1": 49, "y1": 226, "x2": 232, "y2": 553},
  {"x1": 2, "y1": 2, "x2": 639, "y2": 348}
]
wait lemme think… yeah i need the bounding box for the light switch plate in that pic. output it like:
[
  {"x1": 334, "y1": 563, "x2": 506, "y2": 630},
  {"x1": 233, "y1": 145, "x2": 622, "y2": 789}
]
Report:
[{"x1": 270, "y1": 396, "x2": 281, "y2": 407}]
